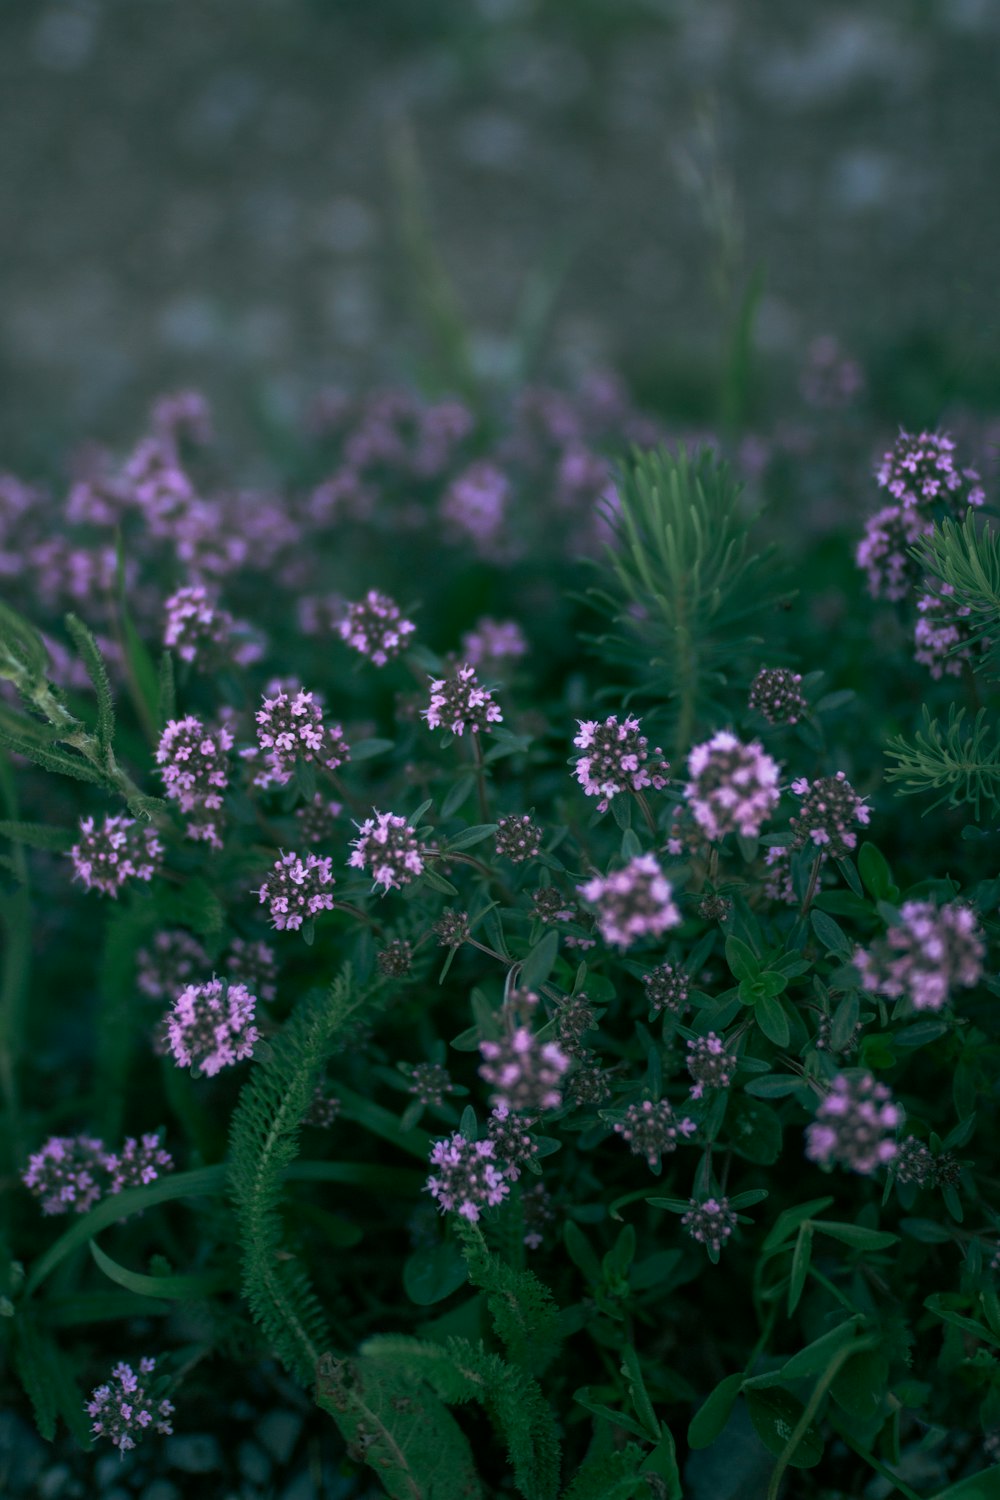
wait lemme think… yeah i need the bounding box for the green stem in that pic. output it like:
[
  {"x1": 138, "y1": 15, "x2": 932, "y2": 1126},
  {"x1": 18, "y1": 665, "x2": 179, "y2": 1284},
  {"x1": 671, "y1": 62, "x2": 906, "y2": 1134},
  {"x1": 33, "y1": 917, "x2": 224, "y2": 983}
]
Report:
[
  {"x1": 472, "y1": 733, "x2": 490, "y2": 822},
  {"x1": 800, "y1": 851, "x2": 824, "y2": 916}
]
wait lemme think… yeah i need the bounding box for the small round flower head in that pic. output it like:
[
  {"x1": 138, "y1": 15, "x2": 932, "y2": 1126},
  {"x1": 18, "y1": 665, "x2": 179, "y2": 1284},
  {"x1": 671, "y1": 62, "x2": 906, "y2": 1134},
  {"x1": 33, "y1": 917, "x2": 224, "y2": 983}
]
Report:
[
  {"x1": 486, "y1": 1102, "x2": 540, "y2": 1180},
  {"x1": 440, "y1": 461, "x2": 509, "y2": 549},
  {"x1": 698, "y1": 892, "x2": 732, "y2": 922},
  {"x1": 224, "y1": 937, "x2": 279, "y2": 1002},
  {"x1": 914, "y1": 584, "x2": 975, "y2": 679},
  {"x1": 573, "y1": 714, "x2": 669, "y2": 813},
  {"x1": 854, "y1": 900, "x2": 985, "y2": 1012},
  {"x1": 495, "y1": 813, "x2": 542, "y2": 863},
  {"x1": 425, "y1": 1133, "x2": 510, "y2": 1221},
  {"x1": 749, "y1": 667, "x2": 807, "y2": 726},
  {"x1": 790, "y1": 772, "x2": 871, "y2": 860},
  {"x1": 685, "y1": 731, "x2": 781, "y2": 841},
  {"x1": 522, "y1": 1180, "x2": 556, "y2": 1250},
  {"x1": 762, "y1": 845, "x2": 799, "y2": 907},
  {"x1": 136, "y1": 929, "x2": 209, "y2": 1002},
  {"x1": 348, "y1": 812, "x2": 426, "y2": 891},
  {"x1": 479, "y1": 1028, "x2": 570, "y2": 1113},
  {"x1": 856, "y1": 503, "x2": 932, "y2": 602},
  {"x1": 553, "y1": 993, "x2": 598, "y2": 1055},
  {"x1": 103, "y1": 1133, "x2": 174, "y2": 1193},
  {"x1": 295, "y1": 794, "x2": 344, "y2": 845},
  {"x1": 876, "y1": 429, "x2": 985, "y2": 512},
  {"x1": 162, "y1": 584, "x2": 229, "y2": 667},
  {"x1": 613, "y1": 1099, "x2": 697, "y2": 1170},
  {"x1": 254, "y1": 687, "x2": 350, "y2": 787},
  {"x1": 86, "y1": 1358, "x2": 174, "y2": 1452},
  {"x1": 22, "y1": 1135, "x2": 108, "y2": 1216},
  {"x1": 377, "y1": 938, "x2": 413, "y2": 977},
  {"x1": 305, "y1": 1084, "x2": 342, "y2": 1128},
  {"x1": 257, "y1": 850, "x2": 336, "y2": 930},
  {"x1": 565, "y1": 1053, "x2": 612, "y2": 1107},
  {"x1": 406, "y1": 1062, "x2": 455, "y2": 1108},
  {"x1": 815, "y1": 1011, "x2": 860, "y2": 1058},
  {"x1": 531, "y1": 886, "x2": 578, "y2": 925},
  {"x1": 686, "y1": 1033, "x2": 734, "y2": 1099},
  {"x1": 423, "y1": 663, "x2": 502, "y2": 737},
  {"x1": 805, "y1": 1072, "x2": 900, "y2": 1175},
  {"x1": 893, "y1": 1135, "x2": 934, "y2": 1187},
  {"x1": 156, "y1": 715, "x2": 233, "y2": 850},
  {"x1": 166, "y1": 979, "x2": 259, "y2": 1076},
  {"x1": 681, "y1": 1196, "x2": 738, "y2": 1254},
  {"x1": 433, "y1": 909, "x2": 470, "y2": 947},
  {"x1": 460, "y1": 618, "x2": 528, "y2": 668},
  {"x1": 642, "y1": 962, "x2": 690, "y2": 1017},
  {"x1": 338, "y1": 590, "x2": 416, "y2": 666},
  {"x1": 578, "y1": 854, "x2": 682, "y2": 951},
  {"x1": 70, "y1": 815, "x2": 164, "y2": 898}
]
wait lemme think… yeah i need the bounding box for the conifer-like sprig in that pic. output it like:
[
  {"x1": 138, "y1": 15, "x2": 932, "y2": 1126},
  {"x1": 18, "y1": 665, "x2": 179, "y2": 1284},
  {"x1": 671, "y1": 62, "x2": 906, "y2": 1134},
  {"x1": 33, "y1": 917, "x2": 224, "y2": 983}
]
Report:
[
  {"x1": 912, "y1": 512, "x2": 1000, "y2": 675},
  {"x1": 585, "y1": 446, "x2": 791, "y2": 753},
  {"x1": 885, "y1": 704, "x2": 1000, "y2": 819}
]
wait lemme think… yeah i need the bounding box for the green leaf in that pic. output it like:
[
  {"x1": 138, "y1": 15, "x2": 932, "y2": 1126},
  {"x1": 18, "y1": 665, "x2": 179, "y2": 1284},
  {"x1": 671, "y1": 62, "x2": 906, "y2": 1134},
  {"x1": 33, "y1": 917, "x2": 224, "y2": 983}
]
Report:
[
  {"x1": 687, "y1": 1372, "x2": 744, "y2": 1448},
  {"x1": 157, "y1": 649, "x2": 176, "y2": 727},
  {"x1": 828, "y1": 992, "x2": 860, "y2": 1053},
  {"x1": 422, "y1": 866, "x2": 460, "y2": 896},
  {"x1": 0, "y1": 819, "x2": 75, "y2": 852},
  {"x1": 829, "y1": 1346, "x2": 888, "y2": 1423},
  {"x1": 727, "y1": 1095, "x2": 783, "y2": 1166},
  {"x1": 928, "y1": 1463, "x2": 1000, "y2": 1498},
  {"x1": 440, "y1": 775, "x2": 475, "y2": 817},
  {"x1": 755, "y1": 993, "x2": 790, "y2": 1047},
  {"x1": 858, "y1": 842, "x2": 896, "y2": 902},
  {"x1": 620, "y1": 1344, "x2": 660, "y2": 1442},
  {"x1": 0, "y1": 727, "x2": 103, "y2": 784},
  {"x1": 924, "y1": 1294, "x2": 1000, "y2": 1350},
  {"x1": 763, "y1": 1197, "x2": 834, "y2": 1252},
  {"x1": 89, "y1": 1237, "x2": 234, "y2": 1299},
  {"x1": 521, "y1": 929, "x2": 559, "y2": 990},
  {"x1": 810, "y1": 909, "x2": 855, "y2": 959},
  {"x1": 640, "y1": 1422, "x2": 683, "y2": 1498},
  {"x1": 812, "y1": 1221, "x2": 898, "y2": 1251},
  {"x1": 726, "y1": 935, "x2": 760, "y2": 982},
  {"x1": 788, "y1": 1225, "x2": 813, "y2": 1315},
  {"x1": 573, "y1": 1388, "x2": 650, "y2": 1442},
  {"x1": 900, "y1": 1217, "x2": 953, "y2": 1244},
  {"x1": 349, "y1": 736, "x2": 396, "y2": 761},
  {"x1": 744, "y1": 1387, "x2": 823, "y2": 1468},
  {"x1": 564, "y1": 1221, "x2": 601, "y2": 1284},
  {"x1": 780, "y1": 1317, "x2": 865, "y2": 1379},
  {"x1": 64, "y1": 612, "x2": 115, "y2": 756},
  {"x1": 403, "y1": 1241, "x2": 469, "y2": 1306}
]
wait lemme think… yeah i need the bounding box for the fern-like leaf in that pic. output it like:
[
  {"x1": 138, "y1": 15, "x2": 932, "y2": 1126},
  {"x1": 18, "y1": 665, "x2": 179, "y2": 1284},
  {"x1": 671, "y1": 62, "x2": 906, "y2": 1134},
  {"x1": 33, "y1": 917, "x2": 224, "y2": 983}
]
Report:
[
  {"x1": 560, "y1": 1443, "x2": 651, "y2": 1500},
  {"x1": 913, "y1": 512, "x2": 1000, "y2": 659},
  {"x1": 885, "y1": 704, "x2": 1000, "y2": 819},
  {"x1": 456, "y1": 1220, "x2": 562, "y2": 1376},
  {"x1": 64, "y1": 612, "x2": 116, "y2": 760}
]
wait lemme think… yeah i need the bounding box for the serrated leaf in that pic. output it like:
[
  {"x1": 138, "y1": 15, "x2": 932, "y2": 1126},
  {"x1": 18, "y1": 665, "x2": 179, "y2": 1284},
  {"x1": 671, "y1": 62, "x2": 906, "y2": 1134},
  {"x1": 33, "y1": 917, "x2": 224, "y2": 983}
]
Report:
[
  {"x1": 65, "y1": 612, "x2": 115, "y2": 756},
  {"x1": 0, "y1": 819, "x2": 76, "y2": 852}
]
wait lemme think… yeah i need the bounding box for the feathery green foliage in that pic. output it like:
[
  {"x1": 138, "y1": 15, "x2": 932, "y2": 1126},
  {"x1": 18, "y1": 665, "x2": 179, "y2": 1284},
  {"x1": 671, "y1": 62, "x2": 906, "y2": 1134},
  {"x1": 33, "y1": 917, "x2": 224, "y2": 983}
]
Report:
[
  {"x1": 913, "y1": 512, "x2": 1000, "y2": 668},
  {"x1": 885, "y1": 705, "x2": 1000, "y2": 819},
  {"x1": 64, "y1": 612, "x2": 116, "y2": 761},
  {"x1": 456, "y1": 1219, "x2": 563, "y2": 1377}
]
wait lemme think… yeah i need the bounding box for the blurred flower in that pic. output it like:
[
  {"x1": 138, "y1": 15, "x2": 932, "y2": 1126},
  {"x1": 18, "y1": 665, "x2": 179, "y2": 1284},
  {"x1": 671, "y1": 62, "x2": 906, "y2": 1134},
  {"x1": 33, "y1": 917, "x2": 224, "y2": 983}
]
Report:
[
  {"x1": 579, "y1": 855, "x2": 681, "y2": 950},
  {"x1": 224, "y1": 937, "x2": 278, "y2": 1003},
  {"x1": 461, "y1": 618, "x2": 528, "y2": 668},
  {"x1": 70, "y1": 815, "x2": 163, "y2": 897},
  {"x1": 479, "y1": 1028, "x2": 570, "y2": 1112},
  {"x1": 805, "y1": 1072, "x2": 900, "y2": 1174},
  {"x1": 854, "y1": 900, "x2": 984, "y2": 1012},
  {"x1": 22, "y1": 1135, "x2": 108, "y2": 1216},
  {"x1": 136, "y1": 929, "x2": 209, "y2": 1002},
  {"x1": 685, "y1": 731, "x2": 781, "y2": 841}
]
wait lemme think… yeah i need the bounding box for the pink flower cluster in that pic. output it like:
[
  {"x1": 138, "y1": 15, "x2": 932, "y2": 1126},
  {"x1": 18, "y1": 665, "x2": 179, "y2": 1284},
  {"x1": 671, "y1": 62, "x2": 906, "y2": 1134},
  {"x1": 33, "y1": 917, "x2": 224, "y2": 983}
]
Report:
[
  {"x1": 163, "y1": 584, "x2": 261, "y2": 670},
  {"x1": 338, "y1": 590, "x2": 415, "y2": 666},
  {"x1": 423, "y1": 663, "x2": 502, "y2": 736},
  {"x1": 86, "y1": 1357, "x2": 175, "y2": 1453},
  {"x1": 748, "y1": 667, "x2": 807, "y2": 726},
  {"x1": 495, "y1": 813, "x2": 542, "y2": 863},
  {"x1": 253, "y1": 686, "x2": 350, "y2": 787},
  {"x1": 854, "y1": 900, "x2": 985, "y2": 1012},
  {"x1": 789, "y1": 772, "x2": 871, "y2": 860},
  {"x1": 166, "y1": 978, "x2": 259, "y2": 1075},
  {"x1": 70, "y1": 814, "x2": 164, "y2": 897},
  {"x1": 573, "y1": 714, "x2": 669, "y2": 812},
  {"x1": 579, "y1": 854, "x2": 682, "y2": 950},
  {"x1": 642, "y1": 961, "x2": 690, "y2": 1016},
  {"x1": 156, "y1": 715, "x2": 233, "y2": 850},
  {"x1": 425, "y1": 1133, "x2": 509, "y2": 1222},
  {"x1": 914, "y1": 585, "x2": 975, "y2": 680},
  {"x1": 613, "y1": 1098, "x2": 697, "y2": 1170},
  {"x1": 685, "y1": 732, "x2": 781, "y2": 841},
  {"x1": 348, "y1": 811, "x2": 426, "y2": 891},
  {"x1": 257, "y1": 851, "x2": 336, "y2": 930},
  {"x1": 23, "y1": 1132, "x2": 174, "y2": 1215},
  {"x1": 478, "y1": 1028, "x2": 570, "y2": 1112},
  {"x1": 136, "y1": 928, "x2": 209, "y2": 1001},
  {"x1": 805, "y1": 1072, "x2": 900, "y2": 1175},
  {"x1": 460, "y1": 618, "x2": 528, "y2": 668},
  {"x1": 686, "y1": 1033, "x2": 734, "y2": 1099},
  {"x1": 681, "y1": 1196, "x2": 738, "y2": 1254},
  {"x1": 486, "y1": 1102, "x2": 540, "y2": 1179},
  {"x1": 440, "y1": 461, "x2": 509, "y2": 550}
]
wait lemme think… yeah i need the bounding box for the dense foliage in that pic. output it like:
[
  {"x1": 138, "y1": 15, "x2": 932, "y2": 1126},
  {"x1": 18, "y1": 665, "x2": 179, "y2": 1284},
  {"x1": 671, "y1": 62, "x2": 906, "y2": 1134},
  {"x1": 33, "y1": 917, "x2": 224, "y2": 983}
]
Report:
[{"x1": 2, "y1": 366, "x2": 1000, "y2": 1499}]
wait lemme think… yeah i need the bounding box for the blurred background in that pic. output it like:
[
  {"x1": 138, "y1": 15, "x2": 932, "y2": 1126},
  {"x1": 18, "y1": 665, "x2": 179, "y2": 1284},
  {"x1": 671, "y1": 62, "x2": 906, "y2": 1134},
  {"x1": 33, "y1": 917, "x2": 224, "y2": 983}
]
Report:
[{"x1": 2, "y1": 0, "x2": 1000, "y2": 469}]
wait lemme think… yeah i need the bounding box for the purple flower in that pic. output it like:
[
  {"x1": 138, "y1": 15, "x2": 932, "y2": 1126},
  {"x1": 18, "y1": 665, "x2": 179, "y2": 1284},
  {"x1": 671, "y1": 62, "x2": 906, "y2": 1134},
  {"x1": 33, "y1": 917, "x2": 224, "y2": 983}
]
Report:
[
  {"x1": 103, "y1": 1134, "x2": 174, "y2": 1193},
  {"x1": 748, "y1": 667, "x2": 807, "y2": 726},
  {"x1": 338, "y1": 590, "x2": 415, "y2": 667},
  {"x1": 642, "y1": 962, "x2": 690, "y2": 1017},
  {"x1": 406, "y1": 1062, "x2": 454, "y2": 1107},
  {"x1": 224, "y1": 937, "x2": 279, "y2": 1002},
  {"x1": 686, "y1": 1033, "x2": 734, "y2": 1099},
  {"x1": 136, "y1": 929, "x2": 209, "y2": 1002},
  {"x1": 613, "y1": 1099, "x2": 697, "y2": 1170},
  {"x1": 377, "y1": 938, "x2": 413, "y2": 977},
  {"x1": 253, "y1": 687, "x2": 349, "y2": 788},
  {"x1": 479, "y1": 1027, "x2": 570, "y2": 1113},
  {"x1": 892, "y1": 1135, "x2": 935, "y2": 1187},
  {"x1": 22, "y1": 1135, "x2": 108, "y2": 1216},
  {"x1": 681, "y1": 1197, "x2": 738, "y2": 1254},
  {"x1": 487, "y1": 1103, "x2": 540, "y2": 1181},
  {"x1": 86, "y1": 1357, "x2": 174, "y2": 1452},
  {"x1": 70, "y1": 815, "x2": 164, "y2": 897},
  {"x1": 799, "y1": 336, "x2": 864, "y2": 410},
  {"x1": 440, "y1": 461, "x2": 509, "y2": 550},
  {"x1": 578, "y1": 854, "x2": 682, "y2": 950},
  {"x1": 166, "y1": 979, "x2": 259, "y2": 1076},
  {"x1": 856, "y1": 503, "x2": 932, "y2": 602},
  {"x1": 805, "y1": 1071, "x2": 900, "y2": 1175},
  {"x1": 257, "y1": 851, "x2": 336, "y2": 930},
  {"x1": 294, "y1": 793, "x2": 344, "y2": 845},
  {"x1": 156, "y1": 716, "x2": 233, "y2": 850},
  {"x1": 460, "y1": 618, "x2": 528, "y2": 668},
  {"x1": 425, "y1": 1133, "x2": 510, "y2": 1221},
  {"x1": 789, "y1": 772, "x2": 871, "y2": 859},
  {"x1": 495, "y1": 813, "x2": 542, "y2": 863},
  {"x1": 423, "y1": 663, "x2": 502, "y2": 737},
  {"x1": 854, "y1": 900, "x2": 984, "y2": 1012},
  {"x1": 914, "y1": 584, "x2": 976, "y2": 679},
  {"x1": 573, "y1": 714, "x2": 669, "y2": 812},
  {"x1": 348, "y1": 811, "x2": 426, "y2": 891},
  {"x1": 685, "y1": 731, "x2": 781, "y2": 841},
  {"x1": 163, "y1": 584, "x2": 229, "y2": 668}
]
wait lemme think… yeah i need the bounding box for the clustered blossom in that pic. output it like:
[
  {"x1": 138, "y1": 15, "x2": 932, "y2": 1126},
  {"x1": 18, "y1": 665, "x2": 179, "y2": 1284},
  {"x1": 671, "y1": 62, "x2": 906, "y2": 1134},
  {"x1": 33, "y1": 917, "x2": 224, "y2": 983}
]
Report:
[
  {"x1": 479, "y1": 1028, "x2": 570, "y2": 1112},
  {"x1": 406, "y1": 1062, "x2": 455, "y2": 1107},
  {"x1": 155, "y1": 716, "x2": 233, "y2": 849},
  {"x1": 565, "y1": 1054, "x2": 612, "y2": 1107},
  {"x1": 495, "y1": 814, "x2": 542, "y2": 863},
  {"x1": 70, "y1": 815, "x2": 164, "y2": 898},
  {"x1": 460, "y1": 618, "x2": 528, "y2": 668},
  {"x1": 686, "y1": 1033, "x2": 734, "y2": 1099},
  {"x1": 163, "y1": 584, "x2": 259, "y2": 669},
  {"x1": 642, "y1": 962, "x2": 690, "y2": 1017},
  {"x1": 136, "y1": 929, "x2": 209, "y2": 1002},
  {"x1": 857, "y1": 430, "x2": 984, "y2": 601},
  {"x1": 425, "y1": 1133, "x2": 509, "y2": 1221},
  {"x1": 572, "y1": 714, "x2": 669, "y2": 812},
  {"x1": 579, "y1": 855, "x2": 681, "y2": 950},
  {"x1": 433, "y1": 909, "x2": 470, "y2": 947},
  {"x1": 486, "y1": 1103, "x2": 540, "y2": 1179},
  {"x1": 854, "y1": 900, "x2": 985, "y2": 1012},
  {"x1": 440, "y1": 461, "x2": 509, "y2": 549},
  {"x1": 893, "y1": 1135, "x2": 935, "y2": 1187},
  {"x1": 790, "y1": 772, "x2": 871, "y2": 859},
  {"x1": 253, "y1": 687, "x2": 349, "y2": 787},
  {"x1": 423, "y1": 663, "x2": 502, "y2": 736},
  {"x1": 762, "y1": 845, "x2": 799, "y2": 906},
  {"x1": 914, "y1": 584, "x2": 975, "y2": 679},
  {"x1": 799, "y1": 335, "x2": 864, "y2": 410},
  {"x1": 377, "y1": 938, "x2": 413, "y2": 977},
  {"x1": 531, "y1": 886, "x2": 578, "y2": 924},
  {"x1": 257, "y1": 850, "x2": 336, "y2": 930},
  {"x1": 685, "y1": 732, "x2": 781, "y2": 841},
  {"x1": 86, "y1": 1358, "x2": 174, "y2": 1453},
  {"x1": 681, "y1": 1197, "x2": 739, "y2": 1254},
  {"x1": 338, "y1": 590, "x2": 415, "y2": 666},
  {"x1": 23, "y1": 1133, "x2": 173, "y2": 1215},
  {"x1": 225, "y1": 937, "x2": 279, "y2": 1002},
  {"x1": 748, "y1": 667, "x2": 807, "y2": 725},
  {"x1": 295, "y1": 794, "x2": 343, "y2": 845},
  {"x1": 613, "y1": 1099, "x2": 697, "y2": 1170},
  {"x1": 166, "y1": 979, "x2": 259, "y2": 1075},
  {"x1": 349, "y1": 812, "x2": 426, "y2": 891},
  {"x1": 805, "y1": 1072, "x2": 900, "y2": 1175},
  {"x1": 553, "y1": 993, "x2": 598, "y2": 1055}
]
